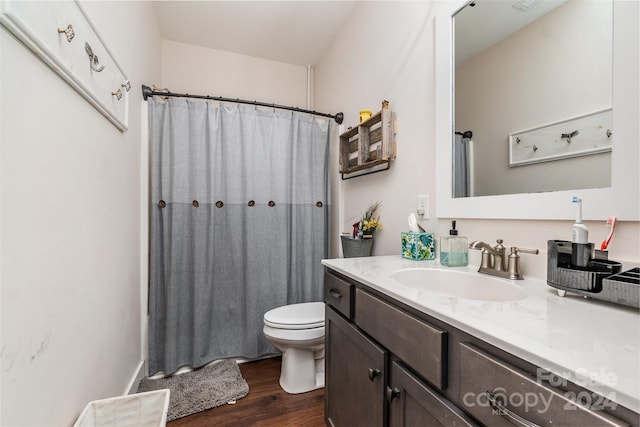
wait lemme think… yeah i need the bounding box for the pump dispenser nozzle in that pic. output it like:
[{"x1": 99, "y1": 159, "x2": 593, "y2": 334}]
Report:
[{"x1": 449, "y1": 220, "x2": 458, "y2": 236}]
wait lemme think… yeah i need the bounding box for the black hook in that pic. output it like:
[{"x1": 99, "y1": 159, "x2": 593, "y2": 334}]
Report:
[{"x1": 561, "y1": 130, "x2": 579, "y2": 143}]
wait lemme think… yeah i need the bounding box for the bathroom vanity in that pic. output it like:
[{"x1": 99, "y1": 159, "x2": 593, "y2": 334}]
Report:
[{"x1": 322, "y1": 256, "x2": 640, "y2": 427}]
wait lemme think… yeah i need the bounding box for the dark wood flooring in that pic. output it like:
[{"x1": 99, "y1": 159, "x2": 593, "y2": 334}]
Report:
[{"x1": 168, "y1": 357, "x2": 325, "y2": 427}]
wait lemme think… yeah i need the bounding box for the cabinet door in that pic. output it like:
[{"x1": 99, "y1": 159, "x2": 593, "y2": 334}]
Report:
[
  {"x1": 389, "y1": 361, "x2": 478, "y2": 427},
  {"x1": 326, "y1": 306, "x2": 387, "y2": 427}
]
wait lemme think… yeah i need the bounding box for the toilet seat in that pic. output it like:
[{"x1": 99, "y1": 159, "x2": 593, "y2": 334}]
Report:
[{"x1": 264, "y1": 302, "x2": 325, "y2": 330}]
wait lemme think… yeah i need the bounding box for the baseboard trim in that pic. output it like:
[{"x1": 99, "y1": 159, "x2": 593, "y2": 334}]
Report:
[{"x1": 125, "y1": 359, "x2": 146, "y2": 395}]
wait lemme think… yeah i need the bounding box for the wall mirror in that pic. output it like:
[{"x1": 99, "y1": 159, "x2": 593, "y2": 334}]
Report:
[
  {"x1": 435, "y1": 0, "x2": 639, "y2": 220},
  {"x1": 454, "y1": 0, "x2": 611, "y2": 197}
]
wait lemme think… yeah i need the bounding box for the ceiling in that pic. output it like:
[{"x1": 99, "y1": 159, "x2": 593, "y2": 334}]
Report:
[
  {"x1": 153, "y1": 1, "x2": 567, "y2": 68},
  {"x1": 152, "y1": 1, "x2": 358, "y2": 66},
  {"x1": 455, "y1": 0, "x2": 567, "y2": 65}
]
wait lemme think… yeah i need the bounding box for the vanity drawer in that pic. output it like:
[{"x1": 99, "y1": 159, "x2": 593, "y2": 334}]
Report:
[
  {"x1": 355, "y1": 288, "x2": 447, "y2": 390},
  {"x1": 459, "y1": 343, "x2": 627, "y2": 427},
  {"x1": 324, "y1": 271, "x2": 354, "y2": 319}
]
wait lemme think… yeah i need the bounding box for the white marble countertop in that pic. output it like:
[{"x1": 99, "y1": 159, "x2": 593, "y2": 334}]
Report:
[{"x1": 322, "y1": 255, "x2": 640, "y2": 413}]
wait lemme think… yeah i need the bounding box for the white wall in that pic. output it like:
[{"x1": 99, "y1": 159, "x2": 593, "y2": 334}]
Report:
[
  {"x1": 0, "y1": 1, "x2": 161, "y2": 425},
  {"x1": 317, "y1": 1, "x2": 440, "y2": 259},
  {"x1": 456, "y1": 0, "x2": 612, "y2": 196},
  {"x1": 315, "y1": 1, "x2": 639, "y2": 273},
  {"x1": 161, "y1": 39, "x2": 308, "y2": 107}
]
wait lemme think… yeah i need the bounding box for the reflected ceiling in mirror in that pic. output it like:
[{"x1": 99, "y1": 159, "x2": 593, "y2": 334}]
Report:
[{"x1": 453, "y1": 0, "x2": 613, "y2": 198}]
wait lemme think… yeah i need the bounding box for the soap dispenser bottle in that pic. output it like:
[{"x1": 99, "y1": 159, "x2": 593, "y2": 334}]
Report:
[{"x1": 440, "y1": 220, "x2": 468, "y2": 267}]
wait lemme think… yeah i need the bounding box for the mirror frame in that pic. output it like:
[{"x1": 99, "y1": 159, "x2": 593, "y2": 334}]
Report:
[{"x1": 435, "y1": 0, "x2": 639, "y2": 220}]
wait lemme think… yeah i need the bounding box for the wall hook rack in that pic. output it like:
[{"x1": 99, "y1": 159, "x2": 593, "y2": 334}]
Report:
[{"x1": 509, "y1": 108, "x2": 612, "y2": 167}]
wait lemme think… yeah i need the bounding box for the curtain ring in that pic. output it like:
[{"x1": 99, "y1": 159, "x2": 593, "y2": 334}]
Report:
[
  {"x1": 248, "y1": 200, "x2": 255, "y2": 207},
  {"x1": 192, "y1": 200, "x2": 199, "y2": 207},
  {"x1": 215, "y1": 201, "x2": 224, "y2": 208},
  {"x1": 316, "y1": 201, "x2": 323, "y2": 208}
]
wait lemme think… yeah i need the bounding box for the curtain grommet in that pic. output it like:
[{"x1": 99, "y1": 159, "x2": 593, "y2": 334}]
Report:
[
  {"x1": 158, "y1": 200, "x2": 167, "y2": 208},
  {"x1": 248, "y1": 200, "x2": 255, "y2": 207},
  {"x1": 192, "y1": 200, "x2": 199, "y2": 207},
  {"x1": 215, "y1": 201, "x2": 224, "y2": 208},
  {"x1": 316, "y1": 201, "x2": 323, "y2": 208},
  {"x1": 268, "y1": 201, "x2": 276, "y2": 207}
]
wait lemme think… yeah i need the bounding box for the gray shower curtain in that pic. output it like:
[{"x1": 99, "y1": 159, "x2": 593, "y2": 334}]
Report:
[
  {"x1": 148, "y1": 97, "x2": 331, "y2": 375},
  {"x1": 453, "y1": 134, "x2": 470, "y2": 198}
]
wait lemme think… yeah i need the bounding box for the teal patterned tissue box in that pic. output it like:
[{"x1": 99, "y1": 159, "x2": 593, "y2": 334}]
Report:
[{"x1": 401, "y1": 232, "x2": 436, "y2": 260}]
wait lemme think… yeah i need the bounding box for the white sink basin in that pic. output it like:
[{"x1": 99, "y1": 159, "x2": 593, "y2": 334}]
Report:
[{"x1": 390, "y1": 268, "x2": 526, "y2": 302}]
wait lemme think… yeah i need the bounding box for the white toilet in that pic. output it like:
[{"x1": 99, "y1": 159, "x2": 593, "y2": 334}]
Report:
[{"x1": 263, "y1": 301, "x2": 325, "y2": 394}]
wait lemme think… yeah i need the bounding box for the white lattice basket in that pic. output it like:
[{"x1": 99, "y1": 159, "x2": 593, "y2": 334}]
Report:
[{"x1": 73, "y1": 389, "x2": 170, "y2": 427}]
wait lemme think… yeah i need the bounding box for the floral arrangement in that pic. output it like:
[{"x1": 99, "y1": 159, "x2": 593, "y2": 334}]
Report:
[{"x1": 352, "y1": 201, "x2": 383, "y2": 238}]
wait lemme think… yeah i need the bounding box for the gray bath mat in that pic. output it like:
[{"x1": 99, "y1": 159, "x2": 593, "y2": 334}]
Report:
[{"x1": 137, "y1": 359, "x2": 249, "y2": 421}]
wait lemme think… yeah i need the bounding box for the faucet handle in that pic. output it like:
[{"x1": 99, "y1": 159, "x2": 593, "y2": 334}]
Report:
[
  {"x1": 507, "y1": 247, "x2": 539, "y2": 280},
  {"x1": 510, "y1": 247, "x2": 539, "y2": 255}
]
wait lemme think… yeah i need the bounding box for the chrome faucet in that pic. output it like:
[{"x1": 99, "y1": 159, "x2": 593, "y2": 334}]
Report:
[{"x1": 469, "y1": 239, "x2": 539, "y2": 280}]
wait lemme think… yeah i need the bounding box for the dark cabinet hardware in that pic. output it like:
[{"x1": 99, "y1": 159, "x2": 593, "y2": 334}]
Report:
[
  {"x1": 486, "y1": 391, "x2": 540, "y2": 427},
  {"x1": 329, "y1": 288, "x2": 342, "y2": 299},
  {"x1": 368, "y1": 368, "x2": 381, "y2": 381},
  {"x1": 386, "y1": 386, "x2": 401, "y2": 402}
]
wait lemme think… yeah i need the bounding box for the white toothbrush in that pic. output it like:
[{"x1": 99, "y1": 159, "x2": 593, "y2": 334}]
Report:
[{"x1": 571, "y1": 196, "x2": 589, "y2": 244}]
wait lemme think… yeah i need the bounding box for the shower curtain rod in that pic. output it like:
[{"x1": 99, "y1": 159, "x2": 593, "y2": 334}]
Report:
[
  {"x1": 455, "y1": 130, "x2": 473, "y2": 138},
  {"x1": 141, "y1": 85, "x2": 344, "y2": 124}
]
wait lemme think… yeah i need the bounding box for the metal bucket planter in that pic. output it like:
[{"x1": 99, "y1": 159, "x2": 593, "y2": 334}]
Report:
[{"x1": 341, "y1": 236, "x2": 374, "y2": 258}]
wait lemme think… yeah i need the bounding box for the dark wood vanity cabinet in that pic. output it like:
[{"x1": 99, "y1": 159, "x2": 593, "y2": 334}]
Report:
[
  {"x1": 325, "y1": 307, "x2": 386, "y2": 427},
  {"x1": 324, "y1": 270, "x2": 639, "y2": 427},
  {"x1": 325, "y1": 270, "x2": 475, "y2": 427},
  {"x1": 389, "y1": 361, "x2": 476, "y2": 427}
]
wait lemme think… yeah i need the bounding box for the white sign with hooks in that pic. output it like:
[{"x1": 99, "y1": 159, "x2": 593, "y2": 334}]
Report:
[
  {"x1": 509, "y1": 108, "x2": 612, "y2": 167},
  {"x1": 0, "y1": 0, "x2": 130, "y2": 131}
]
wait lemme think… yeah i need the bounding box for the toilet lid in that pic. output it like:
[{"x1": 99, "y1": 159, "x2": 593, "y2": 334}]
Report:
[{"x1": 264, "y1": 302, "x2": 325, "y2": 329}]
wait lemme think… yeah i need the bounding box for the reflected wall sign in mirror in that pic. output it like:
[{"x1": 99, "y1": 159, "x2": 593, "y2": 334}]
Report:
[
  {"x1": 453, "y1": 0, "x2": 612, "y2": 198},
  {"x1": 435, "y1": 0, "x2": 639, "y2": 220}
]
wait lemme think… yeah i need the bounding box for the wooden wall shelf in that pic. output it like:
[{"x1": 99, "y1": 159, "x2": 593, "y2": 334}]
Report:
[{"x1": 339, "y1": 107, "x2": 396, "y2": 179}]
